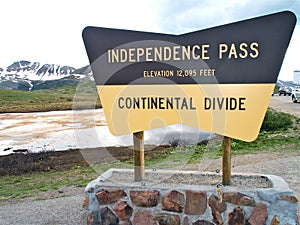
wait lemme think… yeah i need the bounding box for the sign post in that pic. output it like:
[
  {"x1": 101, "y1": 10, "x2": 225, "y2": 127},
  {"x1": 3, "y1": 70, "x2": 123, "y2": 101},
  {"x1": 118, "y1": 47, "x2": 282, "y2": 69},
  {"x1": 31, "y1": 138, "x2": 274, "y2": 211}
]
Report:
[
  {"x1": 222, "y1": 136, "x2": 231, "y2": 185},
  {"x1": 82, "y1": 11, "x2": 296, "y2": 183},
  {"x1": 133, "y1": 131, "x2": 145, "y2": 181}
]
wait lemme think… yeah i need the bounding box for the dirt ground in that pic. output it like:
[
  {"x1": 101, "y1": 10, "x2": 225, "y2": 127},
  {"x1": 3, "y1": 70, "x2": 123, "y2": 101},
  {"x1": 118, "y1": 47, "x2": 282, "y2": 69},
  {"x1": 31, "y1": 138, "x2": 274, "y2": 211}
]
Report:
[
  {"x1": 269, "y1": 94, "x2": 300, "y2": 117},
  {"x1": 0, "y1": 145, "x2": 172, "y2": 176}
]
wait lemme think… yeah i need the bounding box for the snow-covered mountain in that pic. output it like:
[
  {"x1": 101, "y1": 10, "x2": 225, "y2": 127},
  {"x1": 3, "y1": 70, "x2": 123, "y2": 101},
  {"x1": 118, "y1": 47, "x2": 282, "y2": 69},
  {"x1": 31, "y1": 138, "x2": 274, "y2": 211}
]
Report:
[{"x1": 0, "y1": 60, "x2": 91, "y2": 91}]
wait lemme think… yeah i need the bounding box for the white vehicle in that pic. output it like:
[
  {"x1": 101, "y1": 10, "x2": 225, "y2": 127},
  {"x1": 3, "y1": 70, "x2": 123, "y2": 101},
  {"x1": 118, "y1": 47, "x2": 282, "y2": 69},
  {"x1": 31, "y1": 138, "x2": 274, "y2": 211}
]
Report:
[
  {"x1": 291, "y1": 87, "x2": 300, "y2": 103},
  {"x1": 294, "y1": 70, "x2": 300, "y2": 85}
]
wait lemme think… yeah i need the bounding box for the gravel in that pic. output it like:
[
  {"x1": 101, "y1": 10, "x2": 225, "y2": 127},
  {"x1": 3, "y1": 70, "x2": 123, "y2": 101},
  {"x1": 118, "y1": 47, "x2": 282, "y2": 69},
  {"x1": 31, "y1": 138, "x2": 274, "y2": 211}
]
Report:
[
  {"x1": 104, "y1": 171, "x2": 272, "y2": 188},
  {"x1": 232, "y1": 154, "x2": 300, "y2": 204},
  {"x1": 0, "y1": 195, "x2": 87, "y2": 225}
]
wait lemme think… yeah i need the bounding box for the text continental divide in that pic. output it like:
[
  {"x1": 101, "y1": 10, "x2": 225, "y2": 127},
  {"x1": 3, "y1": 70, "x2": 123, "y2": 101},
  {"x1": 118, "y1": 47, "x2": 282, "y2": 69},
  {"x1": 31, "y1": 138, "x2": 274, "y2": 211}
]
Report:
[{"x1": 117, "y1": 96, "x2": 246, "y2": 111}]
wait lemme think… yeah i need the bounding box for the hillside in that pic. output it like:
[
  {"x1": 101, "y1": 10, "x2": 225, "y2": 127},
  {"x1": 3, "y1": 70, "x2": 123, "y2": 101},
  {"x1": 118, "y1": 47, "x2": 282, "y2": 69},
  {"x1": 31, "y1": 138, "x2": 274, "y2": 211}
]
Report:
[{"x1": 0, "y1": 82, "x2": 101, "y2": 113}]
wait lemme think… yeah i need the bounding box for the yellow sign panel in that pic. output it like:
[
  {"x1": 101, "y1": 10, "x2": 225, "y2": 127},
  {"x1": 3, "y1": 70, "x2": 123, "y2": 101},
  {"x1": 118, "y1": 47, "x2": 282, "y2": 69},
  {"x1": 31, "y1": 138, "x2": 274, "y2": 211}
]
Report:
[{"x1": 98, "y1": 84, "x2": 274, "y2": 142}]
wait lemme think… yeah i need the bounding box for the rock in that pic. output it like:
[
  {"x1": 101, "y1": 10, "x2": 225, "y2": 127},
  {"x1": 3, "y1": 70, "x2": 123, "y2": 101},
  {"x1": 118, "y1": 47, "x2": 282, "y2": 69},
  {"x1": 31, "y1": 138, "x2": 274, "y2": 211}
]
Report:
[
  {"x1": 154, "y1": 213, "x2": 180, "y2": 225},
  {"x1": 208, "y1": 194, "x2": 227, "y2": 225},
  {"x1": 130, "y1": 190, "x2": 159, "y2": 207},
  {"x1": 212, "y1": 210, "x2": 223, "y2": 225},
  {"x1": 247, "y1": 203, "x2": 268, "y2": 225},
  {"x1": 100, "y1": 207, "x2": 119, "y2": 225},
  {"x1": 120, "y1": 220, "x2": 132, "y2": 225},
  {"x1": 113, "y1": 201, "x2": 133, "y2": 221},
  {"x1": 183, "y1": 216, "x2": 189, "y2": 225},
  {"x1": 228, "y1": 206, "x2": 244, "y2": 225},
  {"x1": 185, "y1": 190, "x2": 207, "y2": 215},
  {"x1": 223, "y1": 192, "x2": 256, "y2": 206},
  {"x1": 192, "y1": 219, "x2": 215, "y2": 225},
  {"x1": 208, "y1": 194, "x2": 227, "y2": 212},
  {"x1": 277, "y1": 195, "x2": 298, "y2": 203},
  {"x1": 96, "y1": 189, "x2": 127, "y2": 205},
  {"x1": 270, "y1": 215, "x2": 280, "y2": 225},
  {"x1": 87, "y1": 188, "x2": 94, "y2": 193},
  {"x1": 82, "y1": 196, "x2": 89, "y2": 208},
  {"x1": 87, "y1": 211, "x2": 95, "y2": 225},
  {"x1": 133, "y1": 210, "x2": 157, "y2": 225},
  {"x1": 161, "y1": 190, "x2": 184, "y2": 213}
]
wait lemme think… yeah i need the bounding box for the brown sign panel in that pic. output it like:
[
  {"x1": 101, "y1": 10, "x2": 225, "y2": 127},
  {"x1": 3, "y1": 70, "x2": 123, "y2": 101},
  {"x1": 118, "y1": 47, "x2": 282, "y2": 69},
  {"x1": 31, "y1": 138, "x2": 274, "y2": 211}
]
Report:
[{"x1": 83, "y1": 11, "x2": 296, "y2": 141}]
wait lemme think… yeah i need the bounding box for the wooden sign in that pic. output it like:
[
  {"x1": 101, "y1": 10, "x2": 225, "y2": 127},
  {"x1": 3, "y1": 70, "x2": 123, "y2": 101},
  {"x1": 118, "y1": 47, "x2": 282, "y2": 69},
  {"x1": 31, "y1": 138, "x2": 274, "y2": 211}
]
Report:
[{"x1": 83, "y1": 11, "x2": 296, "y2": 142}]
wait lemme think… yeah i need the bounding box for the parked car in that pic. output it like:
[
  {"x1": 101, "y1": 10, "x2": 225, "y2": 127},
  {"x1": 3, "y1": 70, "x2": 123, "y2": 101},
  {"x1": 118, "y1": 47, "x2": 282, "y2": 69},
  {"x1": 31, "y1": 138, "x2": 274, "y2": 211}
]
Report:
[
  {"x1": 291, "y1": 87, "x2": 300, "y2": 103},
  {"x1": 279, "y1": 86, "x2": 292, "y2": 96}
]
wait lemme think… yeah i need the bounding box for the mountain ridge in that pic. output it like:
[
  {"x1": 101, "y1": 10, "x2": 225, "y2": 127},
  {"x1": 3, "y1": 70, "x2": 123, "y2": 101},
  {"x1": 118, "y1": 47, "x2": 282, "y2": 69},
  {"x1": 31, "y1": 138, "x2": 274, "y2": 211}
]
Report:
[{"x1": 0, "y1": 60, "x2": 91, "y2": 91}]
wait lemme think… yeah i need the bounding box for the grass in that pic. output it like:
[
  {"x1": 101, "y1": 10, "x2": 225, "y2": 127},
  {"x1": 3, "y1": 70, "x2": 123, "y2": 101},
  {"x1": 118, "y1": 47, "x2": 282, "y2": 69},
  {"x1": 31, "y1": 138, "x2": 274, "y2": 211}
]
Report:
[
  {"x1": 132, "y1": 131, "x2": 300, "y2": 167},
  {"x1": 114, "y1": 108, "x2": 300, "y2": 168},
  {"x1": 0, "y1": 166, "x2": 97, "y2": 201},
  {"x1": 0, "y1": 82, "x2": 101, "y2": 113}
]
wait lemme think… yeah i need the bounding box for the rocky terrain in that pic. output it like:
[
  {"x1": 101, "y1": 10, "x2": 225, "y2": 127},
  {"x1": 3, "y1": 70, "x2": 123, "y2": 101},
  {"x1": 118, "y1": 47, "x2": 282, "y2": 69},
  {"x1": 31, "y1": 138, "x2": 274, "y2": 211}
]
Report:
[{"x1": 0, "y1": 60, "x2": 91, "y2": 91}]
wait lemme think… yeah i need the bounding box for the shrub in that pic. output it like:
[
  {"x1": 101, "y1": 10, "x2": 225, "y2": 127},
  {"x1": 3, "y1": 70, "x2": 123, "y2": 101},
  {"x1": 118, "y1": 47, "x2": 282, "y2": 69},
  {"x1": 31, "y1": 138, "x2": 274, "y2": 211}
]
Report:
[{"x1": 260, "y1": 108, "x2": 294, "y2": 132}]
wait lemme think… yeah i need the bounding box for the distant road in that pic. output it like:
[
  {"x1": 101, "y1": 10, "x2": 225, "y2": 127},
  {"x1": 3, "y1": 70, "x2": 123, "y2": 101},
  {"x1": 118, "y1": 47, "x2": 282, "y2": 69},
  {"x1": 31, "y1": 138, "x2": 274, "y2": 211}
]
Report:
[{"x1": 269, "y1": 95, "x2": 300, "y2": 117}]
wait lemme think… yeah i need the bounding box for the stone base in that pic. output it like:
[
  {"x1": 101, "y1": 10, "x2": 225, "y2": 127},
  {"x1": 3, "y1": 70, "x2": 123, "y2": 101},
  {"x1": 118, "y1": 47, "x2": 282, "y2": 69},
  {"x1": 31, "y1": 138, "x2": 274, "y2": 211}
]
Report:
[{"x1": 84, "y1": 169, "x2": 298, "y2": 225}]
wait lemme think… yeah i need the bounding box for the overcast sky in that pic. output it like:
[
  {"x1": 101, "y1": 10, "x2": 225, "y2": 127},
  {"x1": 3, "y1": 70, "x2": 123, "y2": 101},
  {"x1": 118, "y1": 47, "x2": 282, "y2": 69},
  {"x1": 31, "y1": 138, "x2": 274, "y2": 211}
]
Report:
[{"x1": 0, "y1": 0, "x2": 299, "y2": 80}]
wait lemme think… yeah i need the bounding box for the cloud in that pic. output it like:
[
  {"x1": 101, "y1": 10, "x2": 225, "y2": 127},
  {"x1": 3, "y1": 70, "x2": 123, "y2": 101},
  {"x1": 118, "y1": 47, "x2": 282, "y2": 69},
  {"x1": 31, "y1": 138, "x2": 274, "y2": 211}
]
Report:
[
  {"x1": 153, "y1": 0, "x2": 300, "y2": 81},
  {"x1": 155, "y1": 0, "x2": 300, "y2": 34}
]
